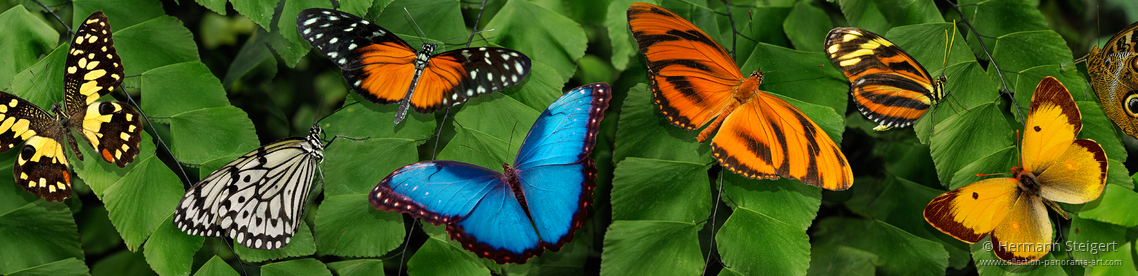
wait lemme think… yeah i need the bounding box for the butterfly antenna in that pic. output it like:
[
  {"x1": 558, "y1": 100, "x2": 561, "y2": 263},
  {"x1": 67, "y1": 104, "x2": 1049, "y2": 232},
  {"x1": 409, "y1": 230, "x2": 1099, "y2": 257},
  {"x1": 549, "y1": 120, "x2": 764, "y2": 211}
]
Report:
[
  {"x1": 403, "y1": 8, "x2": 432, "y2": 47},
  {"x1": 943, "y1": 0, "x2": 1025, "y2": 125}
]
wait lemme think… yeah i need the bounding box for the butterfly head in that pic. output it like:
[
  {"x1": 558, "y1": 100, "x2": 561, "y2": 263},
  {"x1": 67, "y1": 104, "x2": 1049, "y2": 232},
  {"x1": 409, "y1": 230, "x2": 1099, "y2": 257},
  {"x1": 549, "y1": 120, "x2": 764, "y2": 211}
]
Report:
[
  {"x1": 932, "y1": 74, "x2": 948, "y2": 103},
  {"x1": 307, "y1": 125, "x2": 326, "y2": 153},
  {"x1": 420, "y1": 43, "x2": 436, "y2": 55},
  {"x1": 1010, "y1": 166, "x2": 1042, "y2": 196}
]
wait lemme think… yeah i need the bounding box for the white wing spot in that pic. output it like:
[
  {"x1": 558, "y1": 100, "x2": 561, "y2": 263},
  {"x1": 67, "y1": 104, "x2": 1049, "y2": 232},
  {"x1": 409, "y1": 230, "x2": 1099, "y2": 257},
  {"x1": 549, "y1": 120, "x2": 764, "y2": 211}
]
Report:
[
  {"x1": 304, "y1": 18, "x2": 318, "y2": 26},
  {"x1": 348, "y1": 43, "x2": 357, "y2": 50},
  {"x1": 329, "y1": 37, "x2": 338, "y2": 44},
  {"x1": 501, "y1": 54, "x2": 510, "y2": 60},
  {"x1": 515, "y1": 61, "x2": 524, "y2": 74}
]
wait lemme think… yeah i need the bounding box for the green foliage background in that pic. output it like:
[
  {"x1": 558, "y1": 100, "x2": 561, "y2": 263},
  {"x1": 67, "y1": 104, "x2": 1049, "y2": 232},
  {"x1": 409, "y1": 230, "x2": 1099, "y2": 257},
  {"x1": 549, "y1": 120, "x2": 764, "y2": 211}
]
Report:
[{"x1": 0, "y1": 0, "x2": 1136, "y2": 275}]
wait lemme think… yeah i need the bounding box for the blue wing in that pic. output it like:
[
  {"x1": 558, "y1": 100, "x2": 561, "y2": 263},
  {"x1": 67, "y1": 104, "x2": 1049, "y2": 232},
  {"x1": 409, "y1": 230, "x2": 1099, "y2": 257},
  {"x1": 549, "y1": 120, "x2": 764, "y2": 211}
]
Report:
[
  {"x1": 368, "y1": 161, "x2": 541, "y2": 262},
  {"x1": 513, "y1": 83, "x2": 611, "y2": 247}
]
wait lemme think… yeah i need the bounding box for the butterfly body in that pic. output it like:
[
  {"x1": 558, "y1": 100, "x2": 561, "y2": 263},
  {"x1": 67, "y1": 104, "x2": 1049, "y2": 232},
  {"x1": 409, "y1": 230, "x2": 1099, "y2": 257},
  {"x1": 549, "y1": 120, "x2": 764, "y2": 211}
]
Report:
[
  {"x1": 370, "y1": 83, "x2": 610, "y2": 263},
  {"x1": 923, "y1": 77, "x2": 1106, "y2": 264},
  {"x1": 824, "y1": 27, "x2": 946, "y2": 131},
  {"x1": 297, "y1": 9, "x2": 532, "y2": 125},
  {"x1": 628, "y1": 3, "x2": 852, "y2": 190},
  {"x1": 1086, "y1": 21, "x2": 1138, "y2": 137},
  {"x1": 2, "y1": 12, "x2": 143, "y2": 202},
  {"x1": 174, "y1": 126, "x2": 325, "y2": 250}
]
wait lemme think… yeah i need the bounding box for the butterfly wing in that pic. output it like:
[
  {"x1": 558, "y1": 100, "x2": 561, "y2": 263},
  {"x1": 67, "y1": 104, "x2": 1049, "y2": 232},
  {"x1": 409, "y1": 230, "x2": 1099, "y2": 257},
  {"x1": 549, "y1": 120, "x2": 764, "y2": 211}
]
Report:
[
  {"x1": 174, "y1": 136, "x2": 323, "y2": 250},
  {"x1": 1087, "y1": 21, "x2": 1138, "y2": 138},
  {"x1": 369, "y1": 161, "x2": 542, "y2": 263},
  {"x1": 297, "y1": 8, "x2": 416, "y2": 105},
  {"x1": 512, "y1": 83, "x2": 609, "y2": 249},
  {"x1": 0, "y1": 92, "x2": 71, "y2": 201},
  {"x1": 989, "y1": 191, "x2": 1052, "y2": 264},
  {"x1": 627, "y1": 2, "x2": 741, "y2": 131},
  {"x1": 824, "y1": 27, "x2": 942, "y2": 130},
  {"x1": 410, "y1": 47, "x2": 532, "y2": 114},
  {"x1": 1023, "y1": 77, "x2": 1108, "y2": 203},
  {"x1": 710, "y1": 91, "x2": 853, "y2": 190},
  {"x1": 923, "y1": 178, "x2": 1018, "y2": 243},
  {"x1": 63, "y1": 12, "x2": 142, "y2": 167}
]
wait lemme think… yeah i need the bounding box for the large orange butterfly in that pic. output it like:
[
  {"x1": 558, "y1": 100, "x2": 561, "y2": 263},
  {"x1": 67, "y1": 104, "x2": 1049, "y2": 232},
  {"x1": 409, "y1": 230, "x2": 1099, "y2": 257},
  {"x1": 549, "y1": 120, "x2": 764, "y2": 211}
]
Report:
[
  {"x1": 824, "y1": 27, "x2": 946, "y2": 131},
  {"x1": 627, "y1": 3, "x2": 852, "y2": 190},
  {"x1": 923, "y1": 76, "x2": 1107, "y2": 264},
  {"x1": 297, "y1": 9, "x2": 532, "y2": 125}
]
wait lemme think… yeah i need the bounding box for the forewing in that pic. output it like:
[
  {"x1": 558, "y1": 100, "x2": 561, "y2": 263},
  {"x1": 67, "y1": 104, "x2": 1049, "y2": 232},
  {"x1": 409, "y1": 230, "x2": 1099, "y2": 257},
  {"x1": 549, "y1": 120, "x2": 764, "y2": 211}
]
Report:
[
  {"x1": 409, "y1": 47, "x2": 532, "y2": 113},
  {"x1": 923, "y1": 178, "x2": 1019, "y2": 243},
  {"x1": 710, "y1": 91, "x2": 852, "y2": 190},
  {"x1": 174, "y1": 138, "x2": 321, "y2": 250},
  {"x1": 0, "y1": 92, "x2": 71, "y2": 201},
  {"x1": 1087, "y1": 21, "x2": 1138, "y2": 138},
  {"x1": 1022, "y1": 77, "x2": 1081, "y2": 174},
  {"x1": 627, "y1": 2, "x2": 741, "y2": 130},
  {"x1": 824, "y1": 27, "x2": 938, "y2": 129},
  {"x1": 297, "y1": 8, "x2": 416, "y2": 105},
  {"x1": 63, "y1": 12, "x2": 125, "y2": 115}
]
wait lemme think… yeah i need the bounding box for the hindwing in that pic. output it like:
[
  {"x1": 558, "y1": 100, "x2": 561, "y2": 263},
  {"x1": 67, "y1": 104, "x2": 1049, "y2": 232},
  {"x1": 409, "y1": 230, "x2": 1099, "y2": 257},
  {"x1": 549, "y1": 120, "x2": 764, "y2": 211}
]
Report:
[{"x1": 824, "y1": 27, "x2": 943, "y2": 130}]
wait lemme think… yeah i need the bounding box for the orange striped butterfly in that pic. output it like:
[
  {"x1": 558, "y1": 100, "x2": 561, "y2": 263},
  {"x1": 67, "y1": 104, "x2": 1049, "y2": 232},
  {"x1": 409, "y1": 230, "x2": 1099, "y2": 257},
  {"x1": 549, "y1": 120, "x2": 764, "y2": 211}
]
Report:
[
  {"x1": 1085, "y1": 21, "x2": 1138, "y2": 138},
  {"x1": 627, "y1": 3, "x2": 852, "y2": 190},
  {"x1": 824, "y1": 27, "x2": 946, "y2": 131},
  {"x1": 923, "y1": 77, "x2": 1107, "y2": 264},
  {"x1": 297, "y1": 9, "x2": 532, "y2": 125}
]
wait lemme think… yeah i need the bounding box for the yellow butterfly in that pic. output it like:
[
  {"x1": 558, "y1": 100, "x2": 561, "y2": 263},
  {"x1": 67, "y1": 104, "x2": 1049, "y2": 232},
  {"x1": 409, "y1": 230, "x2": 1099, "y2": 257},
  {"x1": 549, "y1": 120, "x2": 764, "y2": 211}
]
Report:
[
  {"x1": 923, "y1": 76, "x2": 1107, "y2": 264},
  {"x1": 1086, "y1": 21, "x2": 1138, "y2": 138}
]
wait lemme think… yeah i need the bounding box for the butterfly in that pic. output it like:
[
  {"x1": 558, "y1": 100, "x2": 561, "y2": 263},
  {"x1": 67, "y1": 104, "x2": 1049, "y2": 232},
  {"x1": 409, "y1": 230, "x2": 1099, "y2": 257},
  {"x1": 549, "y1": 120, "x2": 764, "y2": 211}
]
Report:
[
  {"x1": 824, "y1": 27, "x2": 947, "y2": 131},
  {"x1": 626, "y1": 3, "x2": 852, "y2": 190},
  {"x1": 923, "y1": 76, "x2": 1107, "y2": 264},
  {"x1": 0, "y1": 11, "x2": 142, "y2": 202},
  {"x1": 173, "y1": 125, "x2": 326, "y2": 250},
  {"x1": 297, "y1": 8, "x2": 532, "y2": 125},
  {"x1": 1085, "y1": 20, "x2": 1138, "y2": 138},
  {"x1": 369, "y1": 83, "x2": 609, "y2": 264}
]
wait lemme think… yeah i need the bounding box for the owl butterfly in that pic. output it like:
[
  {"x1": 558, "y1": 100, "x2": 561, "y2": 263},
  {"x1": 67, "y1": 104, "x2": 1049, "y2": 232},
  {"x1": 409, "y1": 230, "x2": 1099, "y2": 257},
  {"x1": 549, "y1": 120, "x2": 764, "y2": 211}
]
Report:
[
  {"x1": 924, "y1": 77, "x2": 1107, "y2": 264},
  {"x1": 627, "y1": 2, "x2": 852, "y2": 190},
  {"x1": 297, "y1": 8, "x2": 532, "y2": 125},
  {"x1": 2, "y1": 12, "x2": 142, "y2": 201},
  {"x1": 1085, "y1": 21, "x2": 1138, "y2": 138},
  {"x1": 824, "y1": 27, "x2": 947, "y2": 131}
]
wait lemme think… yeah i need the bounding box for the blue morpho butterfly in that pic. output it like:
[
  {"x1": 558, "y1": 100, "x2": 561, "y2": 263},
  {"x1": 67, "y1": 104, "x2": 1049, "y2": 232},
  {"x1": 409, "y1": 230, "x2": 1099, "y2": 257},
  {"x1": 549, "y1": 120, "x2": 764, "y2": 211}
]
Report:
[{"x1": 368, "y1": 83, "x2": 611, "y2": 264}]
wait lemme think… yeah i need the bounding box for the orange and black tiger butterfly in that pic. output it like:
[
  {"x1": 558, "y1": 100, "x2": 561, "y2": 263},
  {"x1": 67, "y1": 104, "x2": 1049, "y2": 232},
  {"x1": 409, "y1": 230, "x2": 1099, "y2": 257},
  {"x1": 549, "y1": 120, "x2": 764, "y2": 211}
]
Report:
[
  {"x1": 824, "y1": 27, "x2": 947, "y2": 131},
  {"x1": 627, "y1": 3, "x2": 853, "y2": 190},
  {"x1": 297, "y1": 8, "x2": 532, "y2": 125}
]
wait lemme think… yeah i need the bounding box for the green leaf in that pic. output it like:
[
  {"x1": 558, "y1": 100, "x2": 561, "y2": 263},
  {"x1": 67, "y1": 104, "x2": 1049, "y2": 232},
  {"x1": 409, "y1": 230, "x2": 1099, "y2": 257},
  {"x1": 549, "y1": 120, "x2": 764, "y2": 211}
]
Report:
[
  {"x1": 744, "y1": 43, "x2": 849, "y2": 118},
  {"x1": 948, "y1": 146, "x2": 1016, "y2": 190},
  {"x1": 140, "y1": 62, "x2": 231, "y2": 119},
  {"x1": 0, "y1": 5, "x2": 57, "y2": 90},
  {"x1": 806, "y1": 246, "x2": 878, "y2": 276},
  {"x1": 407, "y1": 237, "x2": 490, "y2": 276},
  {"x1": 322, "y1": 138, "x2": 421, "y2": 196},
  {"x1": 0, "y1": 203, "x2": 83, "y2": 274},
  {"x1": 77, "y1": 206, "x2": 123, "y2": 255},
  {"x1": 196, "y1": 0, "x2": 228, "y2": 16},
  {"x1": 260, "y1": 258, "x2": 332, "y2": 276},
  {"x1": 231, "y1": 0, "x2": 280, "y2": 30},
  {"x1": 74, "y1": 130, "x2": 158, "y2": 199},
  {"x1": 339, "y1": 0, "x2": 375, "y2": 18},
  {"x1": 273, "y1": 0, "x2": 333, "y2": 67},
  {"x1": 314, "y1": 194, "x2": 404, "y2": 257},
  {"x1": 224, "y1": 32, "x2": 276, "y2": 86},
  {"x1": 327, "y1": 259, "x2": 387, "y2": 276},
  {"x1": 9, "y1": 43, "x2": 68, "y2": 108},
  {"x1": 783, "y1": 1, "x2": 831, "y2": 52},
  {"x1": 844, "y1": 176, "x2": 971, "y2": 268},
  {"x1": 606, "y1": 0, "x2": 645, "y2": 71},
  {"x1": 72, "y1": 0, "x2": 165, "y2": 30},
  {"x1": 838, "y1": 0, "x2": 891, "y2": 33},
  {"x1": 235, "y1": 221, "x2": 317, "y2": 262},
  {"x1": 811, "y1": 218, "x2": 949, "y2": 276},
  {"x1": 4, "y1": 258, "x2": 89, "y2": 276},
  {"x1": 989, "y1": 31, "x2": 1073, "y2": 75},
  {"x1": 169, "y1": 106, "x2": 260, "y2": 165},
  {"x1": 114, "y1": 16, "x2": 201, "y2": 78},
  {"x1": 89, "y1": 250, "x2": 154, "y2": 276},
  {"x1": 1067, "y1": 216, "x2": 1127, "y2": 265},
  {"x1": 192, "y1": 256, "x2": 239, "y2": 276},
  {"x1": 612, "y1": 84, "x2": 709, "y2": 164},
  {"x1": 372, "y1": 0, "x2": 466, "y2": 47},
  {"x1": 1089, "y1": 242, "x2": 1136, "y2": 276},
  {"x1": 141, "y1": 216, "x2": 203, "y2": 276},
  {"x1": 961, "y1": 0, "x2": 1049, "y2": 61},
  {"x1": 600, "y1": 220, "x2": 702, "y2": 276},
  {"x1": 930, "y1": 102, "x2": 1014, "y2": 188},
  {"x1": 103, "y1": 155, "x2": 183, "y2": 250},
  {"x1": 871, "y1": 0, "x2": 941, "y2": 26},
  {"x1": 723, "y1": 174, "x2": 821, "y2": 230},
  {"x1": 485, "y1": 0, "x2": 587, "y2": 81},
  {"x1": 610, "y1": 158, "x2": 710, "y2": 222},
  {"x1": 437, "y1": 93, "x2": 540, "y2": 170},
  {"x1": 1080, "y1": 184, "x2": 1138, "y2": 228},
  {"x1": 499, "y1": 61, "x2": 563, "y2": 112},
  {"x1": 717, "y1": 207, "x2": 811, "y2": 276}
]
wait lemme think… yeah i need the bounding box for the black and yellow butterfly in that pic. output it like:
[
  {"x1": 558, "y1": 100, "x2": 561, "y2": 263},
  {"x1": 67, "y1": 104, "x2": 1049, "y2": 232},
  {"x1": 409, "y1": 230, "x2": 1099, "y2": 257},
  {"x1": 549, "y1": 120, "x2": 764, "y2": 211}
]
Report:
[
  {"x1": 824, "y1": 27, "x2": 947, "y2": 131},
  {"x1": 1, "y1": 11, "x2": 142, "y2": 201}
]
